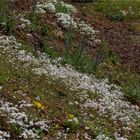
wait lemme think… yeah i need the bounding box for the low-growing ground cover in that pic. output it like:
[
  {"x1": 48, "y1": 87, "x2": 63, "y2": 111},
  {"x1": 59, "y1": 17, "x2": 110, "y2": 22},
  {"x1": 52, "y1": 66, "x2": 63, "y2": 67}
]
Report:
[
  {"x1": 92, "y1": 0, "x2": 140, "y2": 21},
  {"x1": 0, "y1": 35, "x2": 140, "y2": 139},
  {"x1": 0, "y1": 0, "x2": 140, "y2": 139}
]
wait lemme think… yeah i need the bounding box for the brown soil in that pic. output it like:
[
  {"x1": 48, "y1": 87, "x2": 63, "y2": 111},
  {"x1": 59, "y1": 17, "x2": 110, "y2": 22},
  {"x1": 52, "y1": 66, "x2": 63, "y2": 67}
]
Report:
[
  {"x1": 5, "y1": 0, "x2": 140, "y2": 73},
  {"x1": 77, "y1": 6, "x2": 140, "y2": 73}
]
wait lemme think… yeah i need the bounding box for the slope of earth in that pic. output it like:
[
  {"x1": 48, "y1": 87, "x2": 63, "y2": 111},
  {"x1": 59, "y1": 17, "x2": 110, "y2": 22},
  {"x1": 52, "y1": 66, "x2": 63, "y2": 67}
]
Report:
[
  {"x1": 0, "y1": 35, "x2": 140, "y2": 139},
  {"x1": 71, "y1": 1, "x2": 140, "y2": 73},
  {"x1": 0, "y1": 0, "x2": 140, "y2": 140}
]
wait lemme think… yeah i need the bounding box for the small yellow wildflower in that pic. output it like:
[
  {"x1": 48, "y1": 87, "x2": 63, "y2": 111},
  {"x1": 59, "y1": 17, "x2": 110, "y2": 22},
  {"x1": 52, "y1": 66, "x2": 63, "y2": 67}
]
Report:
[
  {"x1": 67, "y1": 114, "x2": 75, "y2": 119},
  {"x1": 33, "y1": 101, "x2": 45, "y2": 110}
]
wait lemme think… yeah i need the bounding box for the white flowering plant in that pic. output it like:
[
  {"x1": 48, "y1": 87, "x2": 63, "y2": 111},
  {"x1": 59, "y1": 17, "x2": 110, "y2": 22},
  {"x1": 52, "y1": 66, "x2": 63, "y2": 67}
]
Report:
[
  {"x1": 56, "y1": 13, "x2": 77, "y2": 28},
  {"x1": 56, "y1": 1, "x2": 77, "y2": 14},
  {"x1": 36, "y1": 2, "x2": 56, "y2": 14}
]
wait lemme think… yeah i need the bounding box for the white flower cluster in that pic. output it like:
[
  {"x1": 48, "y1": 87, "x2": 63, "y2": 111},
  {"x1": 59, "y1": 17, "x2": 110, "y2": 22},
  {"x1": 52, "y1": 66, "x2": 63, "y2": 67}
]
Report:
[
  {"x1": 56, "y1": 13, "x2": 97, "y2": 37},
  {"x1": 114, "y1": 132, "x2": 128, "y2": 140},
  {"x1": 56, "y1": 14, "x2": 99, "y2": 39},
  {"x1": 0, "y1": 101, "x2": 27, "y2": 125},
  {"x1": 47, "y1": 0, "x2": 57, "y2": 4},
  {"x1": 120, "y1": 6, "x2": 135, "y2": 17},
  {"x1": 20, "y1": 120, "x2": 48, "y2": 139},
  {"x1": 36, "y1": 2, "x2": 56, "y2": 14},
  {"x1": 0, "y1": 36, "x2": 39, "y2": 67},
  {"x1": 0, "y1": 36, "x2": 19, "y2": 48},
  {"x1": 55, "y1": 2, "x2": 98, "y2": 39},
  {"x1": 35, "y1": 0, "x2": 98, "y2": 40},
  {"x1": 18, "y1": 100, "x2": 33, "y2": 108},
  {"x1": 18, "y1": 17, "x2": 31, "y2": 29},
  {"x1": 57, "y1": 130, "x2": 67, "y2": 139},
  {"x1": 56, "y1": 13, "x2": 77, "y2": 28},
  {"x1": 17, "y1": 50, "x2": 39, "y2": 65},
  {"x1": 0, "y1": 86, "x2": 2, "y2": 90},
  {"x1": 120, "y1": 10, "x2": 127, "y2": 16},
  {"x1": 0, "y1": 35, "x2": 140, "y2": 139},
  {"x1": 78, "y1": 21, "x2": 97, "y2": 37},
  {"x1": 84, "y1": 89, "x2": 140, "y2": 132},
  {"x1": 67, "y1": 117, "x2": 79, "y2": 124},
  {"x1": 0, "y1": 130, "x2": 10, "y2": 140},
  {"x1": 0, "y1": 100, "x2": 48, "y2": 139},
  {"x1": 34, "y1": 0, "x2": 100, "y2": 42},
  {"x1": 94, "y1": 134, "x2": 111, "y2": 140},
  {"x1": 20, "y1": 129, "x2": 39, "y2": 139},
  {"x1": 20, "y1": 17, "x2": 31, "y2": 25},
  {"x1": 34, "y1": 120, "x2": 49, "y2": 132}
]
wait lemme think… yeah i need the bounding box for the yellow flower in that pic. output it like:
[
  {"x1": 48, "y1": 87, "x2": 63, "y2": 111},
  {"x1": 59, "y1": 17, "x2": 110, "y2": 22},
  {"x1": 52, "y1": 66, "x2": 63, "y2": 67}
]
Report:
[
  {"x1": 33, "y1": 100, "x2": 45, "y2": 110},
  {"x1": 67, "y1": 114, "x2": 75, "y2": 119}
]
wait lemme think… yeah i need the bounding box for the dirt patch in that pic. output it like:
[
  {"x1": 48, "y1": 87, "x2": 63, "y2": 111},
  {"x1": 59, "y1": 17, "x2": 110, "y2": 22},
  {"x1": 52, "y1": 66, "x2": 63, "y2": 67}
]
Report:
[
  {"x1": 10, "y1": 0, "x2": 34, "y2": 12},
  {"x1": 77, "y1": 5, "x2": 140, "y2": 73}
]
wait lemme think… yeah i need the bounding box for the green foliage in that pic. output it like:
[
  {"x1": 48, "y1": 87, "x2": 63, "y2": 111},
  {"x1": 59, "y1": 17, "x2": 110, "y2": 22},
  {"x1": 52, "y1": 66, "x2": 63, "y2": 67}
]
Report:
[
  {"x1": 130, "y1": 120, "x2": 140, "y2": 140},
  {"x1": 56, "y1": 3, "x2": 69, "y2": 14},
  {"x1": 62, "y1": 31, "x2": 119, "y2": 75},
  {"x1": 35, "y1": 128, "x2": 44, "y2": 139},
  {"x1": 43, "y1": 31, "x2": 57, "y2": 59},
  {"x1": 27, "y1": 13, "x2": 41, "y2": 32},
  {"x1": 0, "y1": 0, "x2": 16, "y2": 35},
  {"x1": 64, "y1": 20, "x2": 73, "y2": 61},
  {"x1": 72, "y1": 37, "x2": 86, "y2": 65},
  {"x1": 3, "y1": 17, "x2": 16, "y2": 35},
  {"x1": 93, "y1": 0, "x2": 140, "y2": 21},
  {"x1": 111, "y1": 11, "x2": 126, "y2": 21},
  {"x1": 27, "y1": 12, "x2": 53, "y2": 57},
  {"x1": 105, "y1": 65, "x2": 140, "y2": 103},
  {"x1": 0, "y1": 59, "x2": 14, "y2": 84},
  {"x1": 62, "y1": 24, "x2": 97, "y2": 74},
  {"x1": 43, "y1": 44, "x2": 57, "y2": 59},
  {"x1": 122, "y1": 75, "x2": 140, "y2": 102},
  {"x1": 56, "y1": 2, "x2": 75, "y2": 14},
  {"x1": 10, "y1": 123, "x2": 22, "y2": 135},
  {"x1": 64, "y1": 119, "x2": 79, "y2": 132},
  {"x1": 0, "y1": 0, "x2": 9, "y2": 15}
]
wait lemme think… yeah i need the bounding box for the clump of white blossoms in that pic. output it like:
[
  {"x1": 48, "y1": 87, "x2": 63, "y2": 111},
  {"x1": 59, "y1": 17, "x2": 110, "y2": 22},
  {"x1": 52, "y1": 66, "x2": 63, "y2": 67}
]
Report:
[
  {"x1": 20, "y1": 129, "x2": 39, "y2": 139},
  {"x1": 67, "y1": 117, "x2": 79, "y2": 125},
  {"x1": 57, "y1": 131, "x2": 67, "y2": 139},
  {"x1": 34, "y1": 120, "x2": 49, "y2": 132},
  {"x1": 56, "y1": 14, "x2": 100, "y2": 41},
  {"x1": 94, "y1": 134, "x2": 111, "y2": 140},
  {"x1": 114, "y1": 132, "x2": 128, "y2": 140},
  {"x1": 77, "y1": 20, "x2": 97, "y2": 38},
  {"x1": 56, "y1": 13, "x2": 77, "y2": 28},
  {"x1": 1, "y1": 35, "x2": 139, "y2": 139},
  {"x1": 0, "y1": 36, "x2": 19, "y2": 48},
  {"x1": 120, "y1": 10, "x2": 127, "y2": 16},
  {"x1": 36, "y1": 2, "x2": 56, "y2": 14},
  {"x1": 18, "y1": 100, "x2": 33, "y2": 108},
  {"x1": 0, "y1": 130, "x2": 11, "y2": 140},
  {"x1": 47, "y1": 0, "x2": 57, "y2": 4},
  {"x1": 20, "y1": 17, "x2": 31, "y2": 25},
  {"x1": 0, "y1": 100, "x2": 49, "y2": 139},
  {"x1": 17, "y1": 16, "x2": 31, "y2": 29},
  {"x1": 34, "y1": 0, "x2": 99, "y2": 43}
]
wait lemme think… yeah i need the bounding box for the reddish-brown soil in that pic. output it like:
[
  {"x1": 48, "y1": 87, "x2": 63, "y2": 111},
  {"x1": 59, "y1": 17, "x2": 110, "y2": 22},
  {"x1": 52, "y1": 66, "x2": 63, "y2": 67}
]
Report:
[
  {"x1": 77, "y1": 6, "x2": 140, "y2": 73},
  {"x1": 3, "y1": 0, "x2": 140, "y2": 73}
]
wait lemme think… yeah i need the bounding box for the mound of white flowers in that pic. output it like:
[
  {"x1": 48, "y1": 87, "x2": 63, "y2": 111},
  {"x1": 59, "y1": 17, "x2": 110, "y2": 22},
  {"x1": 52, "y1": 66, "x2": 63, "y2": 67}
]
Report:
[
  {"x1": 0, "y1": 35, "x2": 140, "y2": 140},
  {"x1": 34, "y1": 0, "x2": 100, "y2": 42}
]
